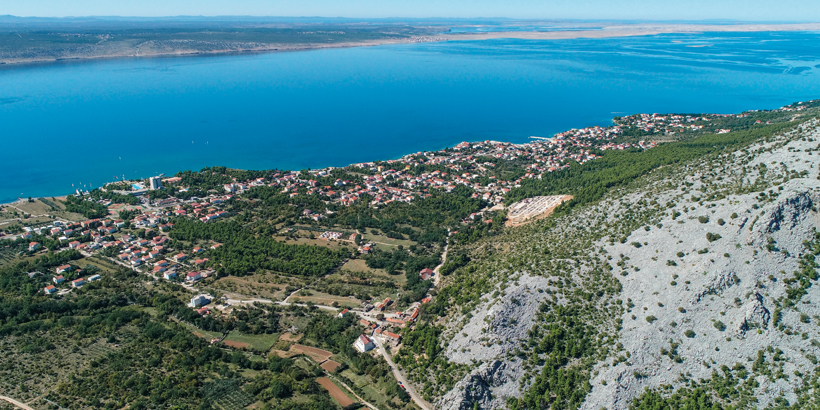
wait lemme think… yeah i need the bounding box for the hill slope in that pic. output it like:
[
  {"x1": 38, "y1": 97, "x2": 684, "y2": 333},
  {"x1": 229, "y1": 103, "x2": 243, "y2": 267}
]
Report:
[{"x1": 417, "y1": 118, "x2": 820, "y2": 409}]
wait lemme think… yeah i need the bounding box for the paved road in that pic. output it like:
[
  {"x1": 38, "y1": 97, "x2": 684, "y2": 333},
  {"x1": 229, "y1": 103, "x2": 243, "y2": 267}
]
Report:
[
  {"x1": 0, "y1": 395, "x2": 35, "y2": 410},
  {"x1": 373, "y1": 337, "x2": 433, "y2": 410}
]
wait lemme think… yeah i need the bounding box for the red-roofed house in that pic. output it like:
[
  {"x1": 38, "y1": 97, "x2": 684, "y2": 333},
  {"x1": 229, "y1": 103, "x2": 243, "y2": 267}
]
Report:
[
  {"x1": 44, "y1": 285, "x2": 57, "y2": 294},
  {"x1": 383, "y1": 331, "x2": 402, "y2": 342},
  {"x1": 186, "y1": 272, "x2": 201, "y2": 283},
  {"x1": 56, "y1": 265, "x2": 71, "y2": 274},
  {"x1": 29, "y1": 242, "x2": 41, "y2": 252}
]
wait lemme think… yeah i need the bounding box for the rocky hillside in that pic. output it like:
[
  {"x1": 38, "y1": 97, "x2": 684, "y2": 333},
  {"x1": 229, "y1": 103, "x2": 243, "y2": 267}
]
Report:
[{"x1": 421, "y1": 118, "x2": 820, "y2": 409}]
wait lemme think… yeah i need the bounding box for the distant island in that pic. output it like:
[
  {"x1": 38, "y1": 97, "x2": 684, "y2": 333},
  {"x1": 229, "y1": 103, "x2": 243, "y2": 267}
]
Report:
[{"x1": 1, "y1": 17, "x2": 820, "y2": 66}]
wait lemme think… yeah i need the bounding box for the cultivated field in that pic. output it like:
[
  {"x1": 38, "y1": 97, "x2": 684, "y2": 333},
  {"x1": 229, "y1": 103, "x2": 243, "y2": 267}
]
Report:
[
  {"x1": 290, "y1": 344, "x2": 333, "y2": 362},
  {"x1": 223, "y1": 332, "x2": 279, "y2": 351},
  {"x1": 320, "y1": 359, "x2": 341, "y2": 372},
  {"x1": 317, "y1": 377, "x2": 354, "y2": 407}
]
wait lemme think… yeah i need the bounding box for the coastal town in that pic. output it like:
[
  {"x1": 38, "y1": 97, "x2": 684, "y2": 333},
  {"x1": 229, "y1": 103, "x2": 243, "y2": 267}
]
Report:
[
  {"x1": 1, "y1": 0, "x2": 819, "y2": 406},
  {"x1": 0, "y1": 100, "x2": 816, "y2": 410},
  {"x1": 1, "y1": 102, "x2": 814, "y2": 334}
]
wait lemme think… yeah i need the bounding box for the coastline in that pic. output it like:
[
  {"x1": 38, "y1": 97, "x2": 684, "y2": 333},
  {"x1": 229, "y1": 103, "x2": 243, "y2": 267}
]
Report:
[
  {"x1": 2, "y1": 22, "x2": 820, "y2": 67},
  {"x1": 3, "y1": 28, "x2": 819, "y2": 207},
  {"x1": 439, "y1": 22, "x2": 820, "y2": 41},
  {"x1": 0, "y1": 37, "x2": 442, "y2": 68},
  {"x1": 6, "y1": 97, "x2": 816, "y2": 207}
]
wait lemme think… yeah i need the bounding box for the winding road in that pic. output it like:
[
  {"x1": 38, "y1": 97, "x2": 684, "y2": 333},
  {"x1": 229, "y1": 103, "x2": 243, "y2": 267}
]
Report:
[
  {"x1": 367, "y1": 229, "x2": 451, "y2": 410},
  {"x1": 373, "y1": 337, "x2": 433, "y2": 410}
]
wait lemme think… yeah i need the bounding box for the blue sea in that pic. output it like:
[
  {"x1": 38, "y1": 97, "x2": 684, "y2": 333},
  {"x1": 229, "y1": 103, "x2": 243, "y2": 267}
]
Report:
[{"x1": 2, "y1": 30, "x2": 820, "y2": 203}]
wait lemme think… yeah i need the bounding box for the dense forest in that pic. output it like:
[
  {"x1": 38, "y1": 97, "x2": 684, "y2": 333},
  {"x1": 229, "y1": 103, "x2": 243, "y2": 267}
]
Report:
[
  {"x1": 0, "y1": 247, "x2": 394, "y2": 409},
  {"x1": 169, "y1": 219, "x2": 348, "y2": 277},
  {"x1": 506, "y1": 122, "x2": 798, "y2": 210},
  {"x1": 63, "y1": 194, "x2": 109, "y2": 218}
]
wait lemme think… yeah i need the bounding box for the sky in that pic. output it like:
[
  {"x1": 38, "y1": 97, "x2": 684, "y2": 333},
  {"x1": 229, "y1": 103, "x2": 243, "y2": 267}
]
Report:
[{"x1": 1, "y1": 0, "x2": 818, "y2": 21}]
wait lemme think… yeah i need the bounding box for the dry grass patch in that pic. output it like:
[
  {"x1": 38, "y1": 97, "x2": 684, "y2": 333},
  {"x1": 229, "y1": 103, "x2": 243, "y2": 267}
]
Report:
[
  {"x1": 223, "y1": 340, "x2": 251, "y2": 349},
  {"x1": 290, "y1": 344, "x2": 333, "y2": 362},
  {"x1": 279, "y1": 333, "x2": 303, "y2": 342}
]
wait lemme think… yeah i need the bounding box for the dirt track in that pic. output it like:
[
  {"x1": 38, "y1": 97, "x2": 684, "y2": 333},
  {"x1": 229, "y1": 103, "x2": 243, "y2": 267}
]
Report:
[{"x1": 0, "y1": 395, "x2": 35, "y2": 410}]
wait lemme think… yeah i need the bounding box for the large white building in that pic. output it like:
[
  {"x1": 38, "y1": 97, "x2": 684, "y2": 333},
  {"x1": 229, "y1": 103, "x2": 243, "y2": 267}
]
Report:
[
  {"x1": 353, "y1": 334, "x2": 375, "y2": 353},
  {"x1": 149, "y1": 177, "x2": 162, "y2": 191},
  {"x1": 190, "y1": 294, "x2": 210, "y2": 307}
]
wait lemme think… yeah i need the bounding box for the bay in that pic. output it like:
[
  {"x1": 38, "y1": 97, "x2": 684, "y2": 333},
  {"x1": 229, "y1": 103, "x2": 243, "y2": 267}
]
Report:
[{"x1": 2, "y1": 30, "x2": 820, "y2": 203}]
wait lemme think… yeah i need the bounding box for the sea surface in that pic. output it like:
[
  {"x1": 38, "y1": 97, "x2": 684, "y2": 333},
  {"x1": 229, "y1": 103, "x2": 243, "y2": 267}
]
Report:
[{"x1": 2, "y1": 31, "x2": 820, "y2": 203}]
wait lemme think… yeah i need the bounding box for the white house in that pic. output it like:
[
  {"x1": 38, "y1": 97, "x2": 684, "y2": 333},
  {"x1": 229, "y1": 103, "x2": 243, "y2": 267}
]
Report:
[
  {"x1": 354, "y1": 334, "x2": 375, "y2": 353},
  {"x1": 190, "y1": 294, "x2": 210, "y2": 307}
]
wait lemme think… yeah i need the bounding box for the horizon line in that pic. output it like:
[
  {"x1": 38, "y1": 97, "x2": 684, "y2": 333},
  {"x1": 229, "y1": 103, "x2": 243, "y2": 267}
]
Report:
[{"x1": 0, "y1": 15, "x2": 817, "y2": 24}]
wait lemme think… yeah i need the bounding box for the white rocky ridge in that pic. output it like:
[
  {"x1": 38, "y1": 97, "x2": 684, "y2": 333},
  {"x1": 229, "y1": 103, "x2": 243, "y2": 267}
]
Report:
[
  {"x1": 437, "y1": 119, "x2": 820, "y2": 409},
  {"x1": 437, "y1": 273, "x2": 556, "y2": 409}
]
